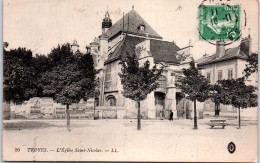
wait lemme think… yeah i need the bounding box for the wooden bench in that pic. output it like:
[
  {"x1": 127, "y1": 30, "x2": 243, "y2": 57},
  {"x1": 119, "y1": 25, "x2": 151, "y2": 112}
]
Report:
[{"x1": 209, "y1": 120, "x2": 227, "y2": 129}]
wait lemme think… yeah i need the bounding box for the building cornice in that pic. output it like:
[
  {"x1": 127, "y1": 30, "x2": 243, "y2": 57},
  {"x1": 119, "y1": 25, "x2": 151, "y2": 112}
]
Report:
[{"x1": 198, "y1": 55, "x2": 248, "y2": 67}]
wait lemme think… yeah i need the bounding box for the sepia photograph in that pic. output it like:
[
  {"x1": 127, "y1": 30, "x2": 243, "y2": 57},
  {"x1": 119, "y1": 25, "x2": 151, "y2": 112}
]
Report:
[{"x1": 2, "y1": 0, "x2": 258, "y2": 162}]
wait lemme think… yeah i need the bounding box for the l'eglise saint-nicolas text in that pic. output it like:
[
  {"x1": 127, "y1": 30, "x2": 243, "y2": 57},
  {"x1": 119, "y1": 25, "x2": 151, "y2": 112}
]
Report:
[{"x1": 56, "y1": 147, "x2": 102, "y2": 153}]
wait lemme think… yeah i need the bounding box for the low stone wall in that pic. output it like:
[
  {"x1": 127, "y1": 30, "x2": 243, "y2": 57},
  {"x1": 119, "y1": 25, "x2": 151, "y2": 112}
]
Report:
[
  {"x1": 94, "y1": 106, "x2": 126, "y2": 119},
  {"x1": 10, "y1": 105, "x2": 94, "y2": 120}
]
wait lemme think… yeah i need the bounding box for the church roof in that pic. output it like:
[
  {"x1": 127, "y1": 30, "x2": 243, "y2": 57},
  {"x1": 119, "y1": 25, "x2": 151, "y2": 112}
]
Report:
[
  {"x1": 105, "y1": 9, "x2": 162, "y2": 40},
  {"x1": 197, "y1": 45, "x2": 248, "y2": 66},
  {"x1": 104, "y1": 35, "x2": 180, "y2": 64}
]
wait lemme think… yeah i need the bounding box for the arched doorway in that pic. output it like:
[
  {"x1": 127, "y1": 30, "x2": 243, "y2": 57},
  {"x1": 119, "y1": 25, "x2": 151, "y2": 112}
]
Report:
[
  {"x1": 106, "y1": 95, "x2": 116, "y2": 106},
  {"x1": 103, "y1": 95, "x2": 117, "y2": 119},
  {"x1": 154, "y1": 92, "x2": 166, "y2": 119}
]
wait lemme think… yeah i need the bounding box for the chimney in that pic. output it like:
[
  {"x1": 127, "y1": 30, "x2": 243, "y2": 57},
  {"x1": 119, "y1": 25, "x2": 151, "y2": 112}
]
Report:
[
  {"x1": 146, "y1": 32, "x2": 149, "y2": 38},
  {"x1": 240, "y1": 35, "x2": 252, "y2": 56},
  {"x1": 145, "y1": 32, "x2": 150, "y2": 51},
  {"x1": 216, "y1": 41, "x2": 225, "y2": 58}
]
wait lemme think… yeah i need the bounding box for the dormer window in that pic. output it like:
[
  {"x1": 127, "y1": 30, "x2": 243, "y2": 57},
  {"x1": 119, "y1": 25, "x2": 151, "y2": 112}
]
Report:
[{"x1": 138, "y1": 24, "x2": 145, "y2": 31}]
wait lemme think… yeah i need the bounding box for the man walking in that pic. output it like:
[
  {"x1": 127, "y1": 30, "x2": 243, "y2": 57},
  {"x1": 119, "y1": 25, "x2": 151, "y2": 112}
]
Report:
[{"x1": 169, "y1": 111, "x2": 173, "y2": 121}]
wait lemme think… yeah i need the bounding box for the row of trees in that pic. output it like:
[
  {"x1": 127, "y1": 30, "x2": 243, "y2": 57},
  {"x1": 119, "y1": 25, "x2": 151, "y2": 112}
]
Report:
[
  {"x1": 3, "y1": 41, "x2": 258, "y2": 131},
  {"x1": 3, "y1": 43, "x2": 97, "y2": 131},
  {"x1": 4, "y1": 43, "x2": 163, "y2": 131},
  {"x1": 177, "y1": 56, "x2": 258, "y2": 129},
  {"x1": 119, "y1": 51, "x2": 257, "y2": 130}
]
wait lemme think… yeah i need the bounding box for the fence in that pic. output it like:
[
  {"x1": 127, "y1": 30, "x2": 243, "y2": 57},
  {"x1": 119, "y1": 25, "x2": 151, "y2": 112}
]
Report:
[{"x1": 94, "y1": 106, "x2": 125, "y2": 119}]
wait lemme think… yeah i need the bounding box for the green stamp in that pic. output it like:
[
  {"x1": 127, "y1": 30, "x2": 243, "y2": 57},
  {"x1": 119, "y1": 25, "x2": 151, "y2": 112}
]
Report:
[{"x1": 199, "y1": 5, "x2": 240, "y2": 41}]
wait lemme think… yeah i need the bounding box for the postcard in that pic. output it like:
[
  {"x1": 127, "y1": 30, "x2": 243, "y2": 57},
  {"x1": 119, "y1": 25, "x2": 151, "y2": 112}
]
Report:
[{"x1": 3, "y1": 0, "x2": 258, "y2": 162}]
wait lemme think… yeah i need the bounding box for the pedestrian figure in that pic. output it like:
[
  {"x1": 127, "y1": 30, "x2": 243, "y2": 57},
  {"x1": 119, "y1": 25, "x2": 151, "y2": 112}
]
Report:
[{"x1": 169, "y1": 111, "x2": 173, "y2": 121}]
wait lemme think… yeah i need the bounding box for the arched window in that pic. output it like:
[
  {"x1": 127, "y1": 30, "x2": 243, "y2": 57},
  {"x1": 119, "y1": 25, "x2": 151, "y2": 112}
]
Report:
[
  {"x1": 157, "y1": 75, "x2": 167, "y2": 88},
  {"x1": 106, "y1": 95, "x2": 116, "y2": 106}
]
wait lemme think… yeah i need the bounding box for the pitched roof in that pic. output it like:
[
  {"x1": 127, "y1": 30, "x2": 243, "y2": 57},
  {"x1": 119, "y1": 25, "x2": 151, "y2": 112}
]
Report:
[
  {"x1": 197, "y1": 45, "x2": 249, "y2": 66},
  {"x1": 105, "y1": 9, "x2": 162, "y2": 40},
  {"x1": 150, "y1": 39, "x2": 180, "y2": 63},
  {"x1": 105, "y1": 35, "x2": 145, "y2": 63},
  {"x1": 196, "y1": 54, "x2": 215, "y2": 65},
  {"x1": 105, "y1": 35, "x2": 180, "y2": 64}
]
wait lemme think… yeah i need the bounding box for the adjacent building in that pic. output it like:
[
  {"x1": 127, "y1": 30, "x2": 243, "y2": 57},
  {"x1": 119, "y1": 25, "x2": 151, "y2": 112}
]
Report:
[{"x1": 196, "y1": 35, "x2": 258, "y2": 116}]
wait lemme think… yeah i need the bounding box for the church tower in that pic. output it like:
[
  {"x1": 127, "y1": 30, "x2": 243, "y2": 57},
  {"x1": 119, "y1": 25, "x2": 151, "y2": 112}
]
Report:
[
  {"x1": 71, "y1": 39, "x2": 79, "y2": 53},
  {"x1": 102, "y1": 11, "x2": 112, "y2": 34}
]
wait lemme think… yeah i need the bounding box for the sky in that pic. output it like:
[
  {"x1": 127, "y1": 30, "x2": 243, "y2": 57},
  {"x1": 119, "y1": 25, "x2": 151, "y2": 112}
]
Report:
[{"x1": 3, "y1": 0, "x2": 258, "y2": 60}]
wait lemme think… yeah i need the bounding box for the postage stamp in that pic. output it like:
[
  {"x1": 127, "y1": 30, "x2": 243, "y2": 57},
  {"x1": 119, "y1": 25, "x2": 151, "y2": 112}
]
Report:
[{"x1": 199, "y1": 5, "x2": 240, "y2": 41}]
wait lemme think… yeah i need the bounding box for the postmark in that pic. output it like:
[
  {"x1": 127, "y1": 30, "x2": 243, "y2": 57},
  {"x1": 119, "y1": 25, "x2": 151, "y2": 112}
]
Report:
[{"x1": 199, "y1": 5, "x2": 240, "y2": 41}]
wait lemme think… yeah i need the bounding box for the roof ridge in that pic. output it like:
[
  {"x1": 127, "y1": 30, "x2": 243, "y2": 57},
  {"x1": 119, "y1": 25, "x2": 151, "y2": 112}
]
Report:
[{"x1": 104, "y1": 9, "x2": 162, "y2": 39}]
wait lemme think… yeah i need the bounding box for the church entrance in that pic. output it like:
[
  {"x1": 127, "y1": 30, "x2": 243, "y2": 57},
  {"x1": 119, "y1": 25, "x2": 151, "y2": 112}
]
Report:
[
  {"x1": 154, "y1": 92, "x2": 166, "y2": 120},
  {"x1": 102, "y1": 95, "x2": 117, "y2": 119}
]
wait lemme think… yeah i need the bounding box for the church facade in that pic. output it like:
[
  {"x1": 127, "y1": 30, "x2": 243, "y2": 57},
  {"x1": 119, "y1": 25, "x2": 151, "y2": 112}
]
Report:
[{"x1": 90, "y1": 8, "x2": 196, "y2": 120}]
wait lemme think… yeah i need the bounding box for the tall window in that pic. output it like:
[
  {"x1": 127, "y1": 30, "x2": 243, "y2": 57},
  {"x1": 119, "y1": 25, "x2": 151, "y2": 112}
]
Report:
[
  {"x1": 105, "y1": 64, "x2": 112, "y2": 90},
  {"x1": 228, "y1": 69, "x2": 233, "y2": 79},
  {"x1": 218, "y1": 70, "x2": 223, "y2": 81},
  {"x1": 104, "y1": 63, "x2": 117, "y2": 91},
  {"x1": 206, "y1": 72, "x2": 211, "y2": 82}
]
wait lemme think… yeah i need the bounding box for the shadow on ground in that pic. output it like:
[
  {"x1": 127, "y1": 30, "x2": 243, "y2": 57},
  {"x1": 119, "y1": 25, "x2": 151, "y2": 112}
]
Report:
[
  {"x1": 3, "y1": 121, "x2": 59, "y2": 130},
  {"x1": 3, "y1": 121, "x2": 102, "y2": 131}
]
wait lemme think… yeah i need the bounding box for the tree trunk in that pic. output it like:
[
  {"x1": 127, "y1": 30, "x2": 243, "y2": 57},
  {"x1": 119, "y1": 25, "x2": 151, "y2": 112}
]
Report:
[
  {"x1": 193, "y1": 100, "x2": 198, "y2": 129},
  {"x1": 214, "y1": 103, "x2": 218, "y2": 116},
  {"x1": 137, "y1": 101, "x2": 141, "y2": 130},
  {"x1": 66, "y1": 104, "x2": 71, "y2": 132},
  {"x1": 217, "y1": 103, "x2": 220, "y2": 116},
  {"x1": 215, "y1": 103, "x2": 220, "y2": 116},
  {"x1": 238, "y1": 107, "x2": 241, "y2": 129}
]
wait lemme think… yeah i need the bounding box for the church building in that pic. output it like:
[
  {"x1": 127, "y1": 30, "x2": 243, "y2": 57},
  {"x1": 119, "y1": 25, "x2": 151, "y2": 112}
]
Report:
[{"x1": 90, "y1": 7, "x2": 195, "y2": 119}]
